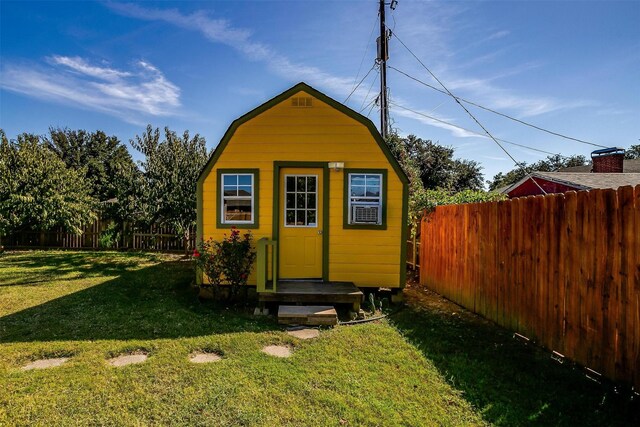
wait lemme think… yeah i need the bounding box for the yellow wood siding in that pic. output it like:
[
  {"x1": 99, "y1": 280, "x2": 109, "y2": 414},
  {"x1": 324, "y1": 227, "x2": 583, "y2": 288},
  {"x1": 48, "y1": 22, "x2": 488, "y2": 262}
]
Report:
[{"x1": 200, "y1": 90, "x2": 403, "y2": 288}]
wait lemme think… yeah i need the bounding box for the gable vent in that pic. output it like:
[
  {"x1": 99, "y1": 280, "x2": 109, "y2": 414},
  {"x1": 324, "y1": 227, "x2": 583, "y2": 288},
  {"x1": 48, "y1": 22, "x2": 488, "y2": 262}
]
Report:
[{"x1": 291, "y1": 96, "x2": 313, "y2": 107}]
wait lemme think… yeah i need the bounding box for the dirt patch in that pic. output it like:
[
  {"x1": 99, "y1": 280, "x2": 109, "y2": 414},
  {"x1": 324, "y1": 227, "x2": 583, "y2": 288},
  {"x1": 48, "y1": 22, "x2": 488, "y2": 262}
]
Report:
[
  {"x1": 189, "y1": 352, "x2": 222, "y2": 363},
  {"x1": 403, "y1": 284, "x2": 489, "y2": 324},
  {"x1": 261, "y1": 345, "x2": 292, "y2": 358},
  {"x1": 287, "y1": 328, "x2": 320, "y2": 340},
  {"x1": 21, "y1": 357, "x2": 70, "y2": 371},
  {"x1": 108, "y1": 353, "x2": 148, "y2": 367}
]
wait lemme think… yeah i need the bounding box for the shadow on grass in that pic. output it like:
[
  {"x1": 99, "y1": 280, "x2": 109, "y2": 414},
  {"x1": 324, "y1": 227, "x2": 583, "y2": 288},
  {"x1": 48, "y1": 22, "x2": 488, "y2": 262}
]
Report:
[
  {"x1": 0, "y1": 251, "x2": 166, "y2": 287},
  {"x1": 0, "y1": 256, "x2": 277, "y2": 343},
  {"x1": 389, "y1": 287, "x2": 639, "y2": 427}
]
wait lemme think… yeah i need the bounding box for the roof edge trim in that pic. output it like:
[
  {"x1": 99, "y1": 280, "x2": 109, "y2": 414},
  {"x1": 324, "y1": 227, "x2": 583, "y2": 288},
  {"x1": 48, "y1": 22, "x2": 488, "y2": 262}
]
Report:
[{"x1": 196, "y1": 82, "x2": 409, "y2": 186}]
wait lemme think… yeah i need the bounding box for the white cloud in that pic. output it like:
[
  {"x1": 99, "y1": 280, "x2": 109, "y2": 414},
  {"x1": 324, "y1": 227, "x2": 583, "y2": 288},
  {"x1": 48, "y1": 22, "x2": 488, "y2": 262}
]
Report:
[
  {"x1": 106, "y1": 2, "x2": 366, "y2": 105},
  {"x1": 389, "y1": 101, "x2": 483, "y2": 139},
  {"x1": 49, "y1": 55, "x2": 132, "y2": 81},
  {"x1": 105, "y1": 2, "x2": 593, "y2": 137},
  {"x1": 481, "y1": 155, "x2": 509, "y2": 161},
  {"x1": 0, "y1": 57, "x2": 180, "y2": 123},
  {"x1": 390, "y1": 1, "x2": 596, "y2": 120}
]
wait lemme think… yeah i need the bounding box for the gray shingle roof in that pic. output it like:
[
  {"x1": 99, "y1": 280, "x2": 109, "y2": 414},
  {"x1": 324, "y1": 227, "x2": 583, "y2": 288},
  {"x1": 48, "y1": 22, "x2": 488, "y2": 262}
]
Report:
[{"x1": 532, "y1": 172, "x2": 640, "y2": 190}]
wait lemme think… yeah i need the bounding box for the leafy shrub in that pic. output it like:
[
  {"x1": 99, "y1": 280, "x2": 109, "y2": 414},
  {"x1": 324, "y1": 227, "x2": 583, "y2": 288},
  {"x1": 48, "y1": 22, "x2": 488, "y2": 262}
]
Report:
[
  {"x1": 193, "y1": 227, "x2": 256, "y2": 302},
  {"x1": 98, "y1": 222, "x2": 121, "y2": 249}
]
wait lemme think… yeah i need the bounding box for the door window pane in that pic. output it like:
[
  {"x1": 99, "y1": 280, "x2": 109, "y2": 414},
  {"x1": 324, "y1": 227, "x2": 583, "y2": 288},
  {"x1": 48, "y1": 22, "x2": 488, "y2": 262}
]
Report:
[
  {"x1": 286, "y1": 176, "x2": 295, "y2": 192},
  {"x1": 307, "y1": 210, "x2": 316, "y2": 225},
  {"x1": 307, "y1": 177, "x2": 316, "y2": 192},
  {"x1": 286, "y1": 209, "x2": 296, "y2": 225},
  {"x1": 296, "y1": 193, "x2": 305, "y2": 209},
  {"x1": 296, "y1": 210, "x2": 306, "y2": 225},
  {"x1": 296, "y1": 177, "x2": 306, "y2": 192},
  {"x1": 286, "y1": 193, "x2": 295, "y2": 209},
  {"x1": 306, "y1": 194, "x2": 316, "y2": 209}
]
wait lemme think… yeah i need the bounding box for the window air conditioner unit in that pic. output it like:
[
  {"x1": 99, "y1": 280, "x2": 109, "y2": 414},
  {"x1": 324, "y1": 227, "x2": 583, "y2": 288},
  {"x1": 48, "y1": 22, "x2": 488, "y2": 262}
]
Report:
[{"x1": 352, "y1": 202, "x2": 380, "y2": 224}]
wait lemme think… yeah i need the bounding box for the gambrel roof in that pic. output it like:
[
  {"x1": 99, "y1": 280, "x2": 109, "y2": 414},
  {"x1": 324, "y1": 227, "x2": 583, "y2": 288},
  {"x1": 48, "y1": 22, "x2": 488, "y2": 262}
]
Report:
[{"x1": 197, "y1": 82, "x2": 408, "y2": 186}]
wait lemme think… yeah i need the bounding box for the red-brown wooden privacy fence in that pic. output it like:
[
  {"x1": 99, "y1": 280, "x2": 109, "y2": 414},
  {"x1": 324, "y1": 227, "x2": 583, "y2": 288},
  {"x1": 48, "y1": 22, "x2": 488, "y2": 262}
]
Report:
[
  {"x1": 420, "y1": 185, "x2": 640, "y2": 389},
  {"x1": 3, "y1": 220, "x2": 196, "y2": 253}
]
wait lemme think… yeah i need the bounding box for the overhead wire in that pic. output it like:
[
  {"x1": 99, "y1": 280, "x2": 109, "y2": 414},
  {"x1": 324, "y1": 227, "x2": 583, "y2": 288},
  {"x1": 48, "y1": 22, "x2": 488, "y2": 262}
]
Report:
[
  {"x1": 344, "y1": 63, "x2": 376, "y2": 105},
  {"x1": 361, "y1": 97, "x2": 377, "y2": 115},
  {"x1": 390, "y1": 29, "x2": 548, "y2": 194},
  {"x1": 366, "y1": 97, "x2": 378, "y2": 118},
  {"x1": 350, "y1": 13, "x2": 379, "y2": 95},
  {"x1": 359, "y1": 67, "x2": 379, "y2": 112},
  {"x1": 388, "y1": 65, "x2": 606, "y2": 149},
  {"x1": 388, "y1": 101, "x2": 570, "y2": 158}
]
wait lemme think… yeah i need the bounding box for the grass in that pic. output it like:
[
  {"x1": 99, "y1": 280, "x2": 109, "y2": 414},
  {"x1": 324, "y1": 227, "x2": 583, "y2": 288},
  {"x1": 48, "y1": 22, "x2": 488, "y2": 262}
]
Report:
[
  {"x1": 0, "y1": 251, "x2": 636, "y2": 426},
  {"x1": 391, "y1": 285, "x2": 639, "y2": 426}
]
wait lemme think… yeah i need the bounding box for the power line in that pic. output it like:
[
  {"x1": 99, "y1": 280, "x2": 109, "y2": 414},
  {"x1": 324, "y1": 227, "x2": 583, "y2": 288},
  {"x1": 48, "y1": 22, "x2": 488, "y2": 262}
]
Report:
[
  {"x1": 366, "y1": 98, "x2": 378, "y2": 118},
  {"x1": 344, "y1": 63, "x2": 376, "y2": 104},
  {"x1": 361, "y1": 96, "x2": 377, "y2": 115},
  {"x1": 359, "y1": 69, "x2": 379, "y2": 112},
  {"x1": 390, "y1": 30, "x2": 548, "y2": 194},
  {"x1": 350, "y1": 13, "x2": 379, "y2": 95},
  {"x1": 387, "y1": 65, "x2": 607, "y2": 149},
  {"x1": 389, "y1": 101, "x2": 570, "y2": 158}
]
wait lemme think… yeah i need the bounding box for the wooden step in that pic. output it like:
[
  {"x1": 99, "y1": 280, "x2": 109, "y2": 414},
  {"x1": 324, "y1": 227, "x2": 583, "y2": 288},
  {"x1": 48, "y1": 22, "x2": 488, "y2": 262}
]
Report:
[{"x1": 278, "y1": 305, "x2": 338, "y2": 326}]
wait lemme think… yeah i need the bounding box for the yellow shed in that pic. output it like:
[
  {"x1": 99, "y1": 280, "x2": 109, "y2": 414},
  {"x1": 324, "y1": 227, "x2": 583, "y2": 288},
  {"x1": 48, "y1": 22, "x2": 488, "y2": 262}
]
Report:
[{"x1": 197, "y1": 82, "x2": 408, "y2": 306}]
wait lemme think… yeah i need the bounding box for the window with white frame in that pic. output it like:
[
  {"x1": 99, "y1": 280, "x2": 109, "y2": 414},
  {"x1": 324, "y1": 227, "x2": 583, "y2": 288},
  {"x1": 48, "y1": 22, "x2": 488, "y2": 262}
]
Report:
[
  {"x1": 348, "y1": 173, "x2": 383, "y2": 225},
  {"x1": 221, "y1": 173, "x2": 254, "y2": 224}
]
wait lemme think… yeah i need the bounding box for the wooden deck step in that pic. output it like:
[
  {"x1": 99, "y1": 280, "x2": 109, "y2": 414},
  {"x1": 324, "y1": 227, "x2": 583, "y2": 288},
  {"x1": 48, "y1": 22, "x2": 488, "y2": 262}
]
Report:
[
  {"x1": 259, "y1": 281, "x2": 363, "y2": 310},
  {"x1": 278, "y1": 305, "x2": 338, "y2": 326}
]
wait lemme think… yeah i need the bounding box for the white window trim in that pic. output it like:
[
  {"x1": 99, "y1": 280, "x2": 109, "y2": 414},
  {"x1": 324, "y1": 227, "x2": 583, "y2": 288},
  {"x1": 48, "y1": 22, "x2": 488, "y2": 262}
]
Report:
[
  {"x1": 283, "y1": 174, "x2": 318, "y2": 228},
  {"x1": 221, "y1": 173, "x2": 255, "y2": 224},
  {"x1": 348, "y1": 173, "x2": 383, "y2": 225}
]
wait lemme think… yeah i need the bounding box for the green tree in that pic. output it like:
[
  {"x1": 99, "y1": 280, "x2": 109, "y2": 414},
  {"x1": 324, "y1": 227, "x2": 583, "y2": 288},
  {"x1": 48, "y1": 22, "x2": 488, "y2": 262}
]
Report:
[
  {"x1": 392, "y1": 134, "x2": 484, "y2": 191},
  {"x1": 130, "y1": 125, "x2": 209, "y2": 250},
  {"x1": 46, "y1": 127, "x2": 138, "y2": 220},
  {"x1": 624, "y1": 144, "x2": 640, "y2": 159},
  {"x1": 487, "y1": 154, "x2": 588, "y2": 191},
  {"x1": 0, "y1": 130, "x2": 97, "y2": 240},
  {"x1": 386, "y1": 132, "x2": 502, "y2": 229},
  {"x1": 451, "y1": 159, "x2": 484, "y2": 192}
]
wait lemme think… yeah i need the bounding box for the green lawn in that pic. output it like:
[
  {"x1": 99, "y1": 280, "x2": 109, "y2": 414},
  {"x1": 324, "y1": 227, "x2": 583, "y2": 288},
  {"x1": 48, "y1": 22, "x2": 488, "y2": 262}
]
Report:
[{"x1": 0, "y1": 251, "x2": 636, "y2": 426}]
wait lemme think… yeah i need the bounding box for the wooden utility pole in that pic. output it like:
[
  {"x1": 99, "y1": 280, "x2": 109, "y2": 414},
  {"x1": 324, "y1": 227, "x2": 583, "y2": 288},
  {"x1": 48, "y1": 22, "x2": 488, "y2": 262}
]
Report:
[{"x1": 378, "y1": 0, "x2": 389, "y2": 139}]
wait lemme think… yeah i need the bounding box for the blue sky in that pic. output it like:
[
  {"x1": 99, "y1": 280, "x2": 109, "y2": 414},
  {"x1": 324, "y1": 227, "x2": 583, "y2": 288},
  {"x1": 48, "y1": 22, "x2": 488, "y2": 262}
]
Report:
[{"x1": 1, "y1": 0, "x2": 638, "y2": 183}]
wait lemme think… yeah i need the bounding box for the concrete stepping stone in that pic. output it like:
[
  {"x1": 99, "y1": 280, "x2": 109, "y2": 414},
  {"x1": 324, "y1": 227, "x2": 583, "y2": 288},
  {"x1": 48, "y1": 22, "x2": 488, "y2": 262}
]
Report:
[
  {"x1": 108, "y1": 353, "x2": 148, "y2": 367},
  {"x1": 21, "y1": 357, "x2": 69, "y2": 371},
  {"x1": 287, "y1": 328, "x2": 320, "y2": 340},
  {"x1": 189, "y1": 352, "x2": 222, "y2": 363},
  {"x1": 261, "y1": 345, "x2": 292, "y2": 358}
]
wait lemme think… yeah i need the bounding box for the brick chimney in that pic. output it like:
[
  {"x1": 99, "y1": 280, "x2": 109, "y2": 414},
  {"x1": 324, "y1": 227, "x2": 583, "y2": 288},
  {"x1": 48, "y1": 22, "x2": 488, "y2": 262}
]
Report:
[{"x1": 591, "y1": 147, "x2": 625, "y2": 173}]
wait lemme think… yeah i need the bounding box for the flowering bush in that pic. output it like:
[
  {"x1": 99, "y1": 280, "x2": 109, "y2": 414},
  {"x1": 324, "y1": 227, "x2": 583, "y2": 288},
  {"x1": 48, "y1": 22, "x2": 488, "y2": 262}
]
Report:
[{"x1": 193, "y1": 227, "x2": 256, "y2": 302}]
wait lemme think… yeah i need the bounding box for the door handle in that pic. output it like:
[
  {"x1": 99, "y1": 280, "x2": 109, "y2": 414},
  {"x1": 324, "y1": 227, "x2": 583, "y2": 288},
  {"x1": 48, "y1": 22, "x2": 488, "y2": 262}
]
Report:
[{"x1": 318, "y1": 230, "x2": 323, "y2": 235}]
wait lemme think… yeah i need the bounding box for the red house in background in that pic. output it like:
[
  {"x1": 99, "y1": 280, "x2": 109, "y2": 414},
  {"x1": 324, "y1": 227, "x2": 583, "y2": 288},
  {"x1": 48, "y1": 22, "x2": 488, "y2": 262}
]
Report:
[{"x1": 502, "y1": 148, "x2": 640, "y2": 198}]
